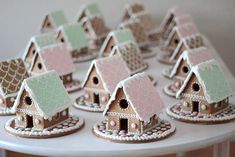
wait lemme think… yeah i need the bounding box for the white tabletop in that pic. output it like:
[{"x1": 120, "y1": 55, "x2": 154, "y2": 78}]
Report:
[{"x1": 0, "y1": 43, "x2": 234, "y2": 157}]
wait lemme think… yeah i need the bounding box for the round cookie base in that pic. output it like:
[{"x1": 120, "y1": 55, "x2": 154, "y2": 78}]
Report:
[
  {"x1": 73, "y1": 95, "x2": 106, "y2": 112},
  {"x1": 5, "y1": 116, "x2": 84, "y2": 138},
  {"x1": 72, "y1": 51, "x2": 98, "y2": 63},
  {"x1": 166, "y1": 103, "x2": 235, "y2": 124},
  {"x1": 92, "y1": 120, "x2": 175, "y2": 143},
  {"x1": 163, "y1": 83, "x2": 177, "y2": 97},
  {"x1": 141, "y1": 47, "x2": 157, "y2": 58},
  {"x1": 156, "y1": 53, "x2": 175, "y2": 65},
  {"x1": 162, "y1": 67, "x2": 173, "y2": 79},
  {"x1": 65, "y1": 80, "x2": 81, "y2": 93}
]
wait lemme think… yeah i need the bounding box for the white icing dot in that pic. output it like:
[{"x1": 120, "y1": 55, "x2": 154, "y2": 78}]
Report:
[
  {"x1": 131, "y1": 123, "x2": 137, "y2": 129},
  {"x1": 101, "y1": 96, "x2": 106, "y2": 102},
  {"x1": 34, "y1": 119, "x2": 40, "y2": 125},
  {"x1": 110, "y1": 120, "x2": 116, "y2": 127},
  {"x1": 85, "y1": 94, "x2": 89, "y2": 99},
  {"x1": 17, "y1": 116, "x2": 23, "y2": 121},
  {"x1": 48, "y1": 117, "x2": 52, "y2": 121},
  {"x1": 174, "y1": 82, "x2": 180, "y2": 88},
  {"x1": 10, "y1": 97, "x2": 15, "y2": 102},
  {"x1": 0, "y1": 98, "x2": 3, "y2": 104},
  {"x1": 183, "y1": 102, "x2": 188, "y2": 107},
  {"x1": 201, "y1": 105, "x2": 207, "y2": 110},
  {"x1": 214, "y1": 103, "x2": 218, "y2": 108},
  {"x1": 62, "y1": 110, "x2": 67, "y2": 116}
]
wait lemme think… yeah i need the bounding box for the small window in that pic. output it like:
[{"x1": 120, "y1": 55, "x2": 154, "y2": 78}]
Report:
[
  {"x1": 47, "y1": 22, "x2": 51, "y2": 27},
  {"x1": 85, "y1": 28, "x2": 89, "y2": 32},
  {"x1": 182, "y1": 66, "x2": 189, "y2": 74},
  {"x1": 24, "y1": 96, "x2": 32, "y2": 105},
  {"x1": 110, "y1": 45, "x2": 114, "y2": 50},
  {"x1": 192, "y1": 83, "x2": 200, "y2": 92},
  {"x1": 32, "y1": 49, "x2": 36, "y2": 55},
  {"x1": 119, "y1": 99, "x2": 128, "y2": 109},
  {"x1": 174, "y1": 39, "x2": 179, "y2": 44},
  {"x1": 37, "y1": 63, "x2": 42, "y2": 69},
  {"x1": 92, "y1": 76, "x2": 99, "y2": 85},
  {"x1": 60, "y1": 38, "x2": 64, "y2": 43}
]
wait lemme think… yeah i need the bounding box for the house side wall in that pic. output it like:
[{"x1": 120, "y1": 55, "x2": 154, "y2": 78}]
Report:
[
  {"x1": 174, "y1": 59, "x2": 190, "y2": 81},
  {"x1": 174, "y1": 42, "x2": 187, "y2": 60},
  {"x1": 84, "y1": 66, "x2": 110, "y2": 104},
  {"x1": 31, "y1": 54, "x2": 46, "y2": 74},
  {"x1": 41, "y1": 16, "x2": 54, "y2": 33},
  {"x1": 103, "y1": 36, "x2": 115, "y2": 56},
  {"x1": 167, "y1": 32, "x2": 180, "y2": 54},
  {"x1": 106, "y1": 88, "x2": 142, "y2": 133}
]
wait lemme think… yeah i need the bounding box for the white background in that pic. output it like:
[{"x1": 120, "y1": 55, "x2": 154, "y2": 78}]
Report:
[{"x1": 0, "y1": 0, "x2": 234, "y2": 75}]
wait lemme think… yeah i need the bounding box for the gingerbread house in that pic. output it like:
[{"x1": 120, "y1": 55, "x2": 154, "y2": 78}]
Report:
[
  {"x1": 103, "y1": 72, "x2": 164, "y2": 133},
  {"x1": 119, "y1": 20, "x2": 149, "y2": 50},
  {"x1": 164, "y1": 23, "x2": 200, "y2": 55},
  {"x1": 80, "y1": 16, "x2": 110, "y2": 49},
  {"x1": 99, "y1": 29, "x2": 136, "y2": 57},
  {"x1": 29, "y1": 43, "x2": 75, "y2": 86},
  {"x1": 12, "y1": 71, "x2": 72, "y2": 130},
  {"x1": 82, "y1": 56, "x2": 130, "y2": 106},
  {"x1": 169, "y1": 34, "x2": 205, "y2": 62},
  {"x1": 110, "y1": 41, "x2": 147, "y2": 75},
  {"x1": 169, "y1": 47, "x2": 213, "y2": 83},
  {"x1": 56, "y1": 23, "x2": 89, "y2": 59},
  {"x1": 23, "y1": 33, "x2": 57, "y2": 69},
  {"x1": 76, "y1": 3, "x2": 103, "y2": 22},
  {"x1": 40, "y1": 10, "x2": 68, "y2": 33},
  {"x1": 160, "y1": 6, "x2": 191, "y2": 40},
  {"x1": 176, "y1": 59, "x2": 233, "y2": 114},
  {"x1": 121, "y1": 3, "x2": 145, "y2": 21},
  {"x1": 130, "y1": 11, "x2": 156, "y2": 34},
  {"x1": 0, "y1": 59, "x2": 29, "y2": 109}
]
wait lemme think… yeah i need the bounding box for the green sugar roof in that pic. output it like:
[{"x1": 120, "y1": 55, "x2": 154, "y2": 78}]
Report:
[
  {"x1": 86, "y1": 3, "x2": 102, "y2": 17},
  {"x1": 34, "y1": 32, "x2": 57, "y2": 49},
  {"x1": 60, "y1": 23, "x2": 88, "y2": 50},
  {"x1": 113, "y1": 29, "x2": 136, "y2": 44},
  {"x1": 49, "y1": 10, "x2": 68, "y2": 27}
]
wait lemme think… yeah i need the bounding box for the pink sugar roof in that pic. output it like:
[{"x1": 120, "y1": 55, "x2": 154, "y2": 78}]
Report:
[
  {"x1": 36, "y1": 43, "x2": 75, "y2": 76},
  {"x1": 170, "y1": 47, "x2": 214, "y2": 78},
  {"x1": 82, "y1": 56, "x2": 130, "y2": 93},
  {"x1": 175, "y1": 23, "x2": 199, "y2": 38},
  {"x1": 104, "y1": 72, "x2": 164, "y2": 122}
]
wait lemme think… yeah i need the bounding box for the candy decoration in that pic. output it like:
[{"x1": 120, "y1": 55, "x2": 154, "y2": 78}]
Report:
[
  {"x1": 85, "y1": 94, "x2": 89, "y2": 99},
  {"x1": 131, "y1": 123, "x2": 137, "y2": 129},
  {"x1": 110, "y1": 120, "x2": 116, "y2": 126},
  {"x1": 34, "y1": 119, "x2": 40, "y2": 125},
  {"x1": 101, "y1": 96, "x2": 106, "y2": 102},
  {"x1": 201, "y1": 105, "x2": 206, "y2": 110},
  {"x1": 183, "y1": 101, "x2": 188, "y2": 107},
  {"x1": 17, "y1": 116, "x2": 23, "y2": 121}
]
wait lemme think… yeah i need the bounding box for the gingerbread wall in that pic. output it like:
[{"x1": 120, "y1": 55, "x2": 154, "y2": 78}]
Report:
[
  {"x1": 106, "y1": 88, "x2": 142, "y2": 133},
  {"x1": 31, "y1": 54, "x2": 46, "y2": 74},
  {"x1": 41, "y1": 16, "x2": 53, "y2": 33},
  {"x1": 174, "y1": 59, "x2": 190, "y2": 81},
  {"x1": 25, "y1": 42, "x2": 37, "y2": 66},
  {"x1": 103, "y1": 36, "x2": 115, "y2": 56},
  {"x1": 167, "y1": 31, "x2": 180, "y2": 54}
]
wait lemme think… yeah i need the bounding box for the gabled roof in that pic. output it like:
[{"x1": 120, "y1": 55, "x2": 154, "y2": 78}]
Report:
[
  {"x1": 176, "y1": 59, "x2": 233, "y2": 103},
  {"x1": 12, "y1": 71, "x2": 72, "y2": 118},
  {"x1": 30, "y1": 43, "x2": 75, "y2": 76},
  {"x1": 165, "y1": 23, "x2": 200, "y2": 47},
  {"x1": 123, "y1": 3, "x2": 145, "y2": 16},
  {"x1": 130, "y1": 11, "x2": 156, "y2": 32},
  {"x1": 119, "y1": 20, "x2": 149, "y2": 46},
  {"x1": 0, "y1": 58, "x2": 28, "y2": 98},
  {"x1": 57, "y1": 23, "x2": 88, "y2": 50},
  {"x1": 23, "y1": 32, "x2": 57, "y2": 60},
  {"x1": 169, "y1": 34, "x2": 204, "y2": 61},
  {"x1": 160, "y1": 6, "x2": 186, "y2": 29},
  {"x1": 170, "y1": 47, "x2": 214, "y2": 78},
  {"x1": 46, "y1": 10, "x2": 68, "y2": 27},
  {"x1": 104, "y1": 72, "x2": 164, "y2": 122},
  {"x1": 77, "y1": 3, "x2": 102, "y2": 21},
  {"x1": 82, "y1": 56, "x2": 130, "y2": 93},
  {"x1": 99, "y1": 28, "x2": 136, "y2": 54},
  {"x1": 80, "y1": 16, "x2": 110, "y2": 39},
  {"x1": 110, "y1": 41, "x2": 147, "y2": 74}
]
